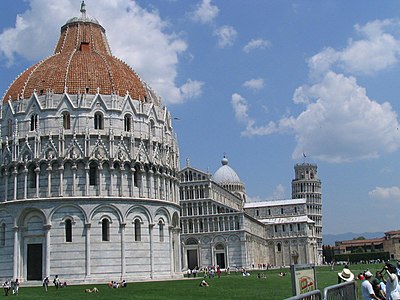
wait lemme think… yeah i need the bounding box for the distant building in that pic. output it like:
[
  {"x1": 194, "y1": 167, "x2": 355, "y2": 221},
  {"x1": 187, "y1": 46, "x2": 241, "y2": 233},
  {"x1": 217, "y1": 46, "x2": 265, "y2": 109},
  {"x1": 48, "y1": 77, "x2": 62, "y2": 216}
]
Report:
[
  {"x1": 179, "y1": 157, "x2": 319, "y2": 270},
  {"x1": 334, "y1": 230, "x2": 400, "y2": 260},
  {"x1": 383, "y1": 230, "x2": 400, "y2": 260}
]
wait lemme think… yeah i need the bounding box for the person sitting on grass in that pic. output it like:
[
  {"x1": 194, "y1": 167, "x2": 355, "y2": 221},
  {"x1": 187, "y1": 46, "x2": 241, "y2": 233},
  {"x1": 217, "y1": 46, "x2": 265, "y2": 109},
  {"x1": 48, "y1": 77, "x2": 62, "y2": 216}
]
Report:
[{"x1": 199, "y1": 280, "x2": 209, "y2": 287}]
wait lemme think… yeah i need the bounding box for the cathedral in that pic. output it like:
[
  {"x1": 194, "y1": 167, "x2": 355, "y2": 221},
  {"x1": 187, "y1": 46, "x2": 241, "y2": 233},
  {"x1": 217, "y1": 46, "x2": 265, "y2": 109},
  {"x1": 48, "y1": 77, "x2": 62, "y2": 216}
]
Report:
[
  {"x1": 0, "y1": 3, "x2": 322, "y2": 284},
  {"x1": 179, "y1": 157, "x2": 322, "y2": 270}
]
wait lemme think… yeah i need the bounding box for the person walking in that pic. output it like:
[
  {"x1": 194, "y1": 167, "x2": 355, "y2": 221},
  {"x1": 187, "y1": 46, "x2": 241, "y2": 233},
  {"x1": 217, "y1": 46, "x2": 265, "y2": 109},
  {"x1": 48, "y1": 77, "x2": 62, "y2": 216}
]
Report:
[
  {"x1": 361, "y1": 271, "x2": 380, "y2": 300},
  {"x1": 42, "y1": 277, "x2": 49, "y2": 292},
  {"x1": 12, "y1": 279, "x2": 19, "y2": 295}
]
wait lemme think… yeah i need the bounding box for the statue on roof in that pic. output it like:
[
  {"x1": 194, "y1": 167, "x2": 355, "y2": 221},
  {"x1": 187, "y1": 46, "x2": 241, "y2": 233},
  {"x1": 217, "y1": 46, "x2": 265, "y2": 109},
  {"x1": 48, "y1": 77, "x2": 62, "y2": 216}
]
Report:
[{"x1": 80, "y1": 1, "x2": 86, "y2": 15}]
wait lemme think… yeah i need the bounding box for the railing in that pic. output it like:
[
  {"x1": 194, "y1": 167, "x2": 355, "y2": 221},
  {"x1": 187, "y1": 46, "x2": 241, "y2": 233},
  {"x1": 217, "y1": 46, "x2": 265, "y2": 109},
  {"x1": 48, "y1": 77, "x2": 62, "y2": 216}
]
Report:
[
  {"x1": 324, "y1": 281, "x2": 357, "y2": 300},
  {"x1": 285, "y1": 290, "x2": 322, "y2": 300},
  {"x1": 284, "y1": 281, "x2": 357, "y2": 300}
]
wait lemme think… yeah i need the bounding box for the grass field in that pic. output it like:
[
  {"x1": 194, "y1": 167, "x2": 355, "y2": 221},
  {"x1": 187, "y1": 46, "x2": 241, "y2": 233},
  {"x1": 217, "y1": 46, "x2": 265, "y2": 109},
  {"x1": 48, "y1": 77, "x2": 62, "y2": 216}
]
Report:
[{"x1": 6, "y1": 263, "x2": 385, "y2": 299}]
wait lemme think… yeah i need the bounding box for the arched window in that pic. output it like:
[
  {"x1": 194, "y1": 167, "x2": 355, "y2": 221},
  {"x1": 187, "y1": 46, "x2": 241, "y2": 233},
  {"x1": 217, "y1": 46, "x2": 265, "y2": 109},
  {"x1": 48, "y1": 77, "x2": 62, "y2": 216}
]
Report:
[
  {"x1": 277, "y1": 243, "x2": 282, "y2": 252},
  {"x1": 124, "y1": 114, "x2": 131, "y2": 132},
  {"x1": 30, "y1": 114, "x2": 38, "y2": 131},
  {"x1": 150, "y1": 120, "x2": 155, "y2": 135},
  {"x1": 102, "y1": 219, "x2": 110, "y2": 241},
  {"x1": 65, "y1": 219, "x2": 72, "y2": 242},
  {"x1": 134, "y1": 166, "x2": 140, "y2": 187},
  {"x1": 29, "y1": 166, "x2": 36, "y2": 188},
  {"x1": 62, "y1": 112, "x2": 71, "y2": 130},
  {"x1": 89, "y1": 163, "x2": 97, "y2": 186},
  {"x1": 158, "y1": 220, "x2": 164, "y2": 242},
  {"x1": 134, "y1": 219, "x2": 141, "y2": 242},
  {"x1": 6, "y1": 119, "x2": 12, "y2": 137},
  {"x1": 0, "y1": 223, "x2": 5, "y2": 247},
  {"x1": 94, "y1": 112, "x2": 104, "y2": 130}
]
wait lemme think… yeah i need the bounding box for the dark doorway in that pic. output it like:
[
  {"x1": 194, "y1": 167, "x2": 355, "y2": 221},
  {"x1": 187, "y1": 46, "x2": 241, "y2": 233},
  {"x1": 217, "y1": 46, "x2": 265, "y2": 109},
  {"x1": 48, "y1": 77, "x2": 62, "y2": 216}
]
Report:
[
  {"x1": 187, "y1": 249, "x2": 198, "y2": 270},
  {"x1": 216, "y1": 253, "x2": 225, "y2": 269},
  {"x1": 27, "y1": 244, "x2": 42, "y2": 280}
]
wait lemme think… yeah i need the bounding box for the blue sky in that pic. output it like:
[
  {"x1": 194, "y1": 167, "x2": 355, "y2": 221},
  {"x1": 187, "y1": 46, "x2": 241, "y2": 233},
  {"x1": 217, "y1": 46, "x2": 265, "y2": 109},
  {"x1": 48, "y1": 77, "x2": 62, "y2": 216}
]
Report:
[{"x1": 1, "y1": 0, "x2": 400, "y2": 236}]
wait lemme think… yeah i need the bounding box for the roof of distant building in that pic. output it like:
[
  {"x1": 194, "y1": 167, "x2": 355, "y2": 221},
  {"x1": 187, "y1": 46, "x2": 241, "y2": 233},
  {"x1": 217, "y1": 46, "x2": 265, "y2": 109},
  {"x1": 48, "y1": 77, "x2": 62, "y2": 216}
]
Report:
[
  {"x1": 244, "y1": 199, "x2": 306, "y2": 208},
  {"x1": 212, "y1": 156, "x2": 242, "y2": 185},
  {"x1": 258, "y1": 215, "x2": 314, "y2": 224}
]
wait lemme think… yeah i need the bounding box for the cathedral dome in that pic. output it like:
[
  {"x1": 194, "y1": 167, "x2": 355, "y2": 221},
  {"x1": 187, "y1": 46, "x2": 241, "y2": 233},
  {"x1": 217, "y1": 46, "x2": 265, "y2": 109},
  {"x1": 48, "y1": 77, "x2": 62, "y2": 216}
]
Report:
[
  {"x1": 212, "y1": 156, "x2": 242, "y2": 184},
  {"x1": 3, "y1": 3, "x2": 157, "y2": 104}
]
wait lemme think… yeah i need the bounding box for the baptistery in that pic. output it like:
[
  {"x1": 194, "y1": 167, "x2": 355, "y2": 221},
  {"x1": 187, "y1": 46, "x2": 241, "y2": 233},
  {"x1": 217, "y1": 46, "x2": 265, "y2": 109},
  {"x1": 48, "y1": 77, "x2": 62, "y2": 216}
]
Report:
[{"x1": 0, "y1": 2, "x2": 180, "y2": 283}]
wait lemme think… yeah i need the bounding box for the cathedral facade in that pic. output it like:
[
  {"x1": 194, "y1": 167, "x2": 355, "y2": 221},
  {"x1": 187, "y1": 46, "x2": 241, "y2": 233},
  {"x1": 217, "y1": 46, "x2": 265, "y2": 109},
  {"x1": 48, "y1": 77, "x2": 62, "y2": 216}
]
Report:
[
  {"x1": 180, "y1": 157, "x2": 320, "y2": 271},
  {"x1": 0, "y1": 4, "x2": 181, "y2": 283}
]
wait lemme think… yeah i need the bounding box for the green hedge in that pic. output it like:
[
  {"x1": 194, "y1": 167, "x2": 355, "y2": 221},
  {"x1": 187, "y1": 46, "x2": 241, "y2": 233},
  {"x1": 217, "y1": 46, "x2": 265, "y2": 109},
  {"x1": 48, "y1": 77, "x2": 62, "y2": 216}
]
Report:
[{"x1": 334, "y1": 252, "x2": 390, "y2": 262}]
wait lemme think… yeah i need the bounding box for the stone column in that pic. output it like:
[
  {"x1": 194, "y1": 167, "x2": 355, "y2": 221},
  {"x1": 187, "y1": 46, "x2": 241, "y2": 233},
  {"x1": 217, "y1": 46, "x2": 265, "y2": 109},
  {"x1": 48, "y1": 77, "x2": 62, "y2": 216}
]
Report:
[
  {"x1": 139, "y1": 168, "x2": 144, "y2": 198},
  {"x1": 4, "y1": 171, "x2": 8, "y2": 201},
  {"x1": 72, "y1": 164, "x2": 77, "y2": 196},
  {"x1": 149, "y1": 224, "x2": 155, "y2": 278},
  {"x1": 59, "y1": 165, "x2": 64, "y2": 196},
  {"x1": 85, "y1": 223, "x2": 91, "y2": 276},
  {"x1": 23, "y1": 169, "x2": 27, "y2": 199},
  {"x1": 110, "y1": 165, "x2": 114, "y2": 196},
  {"x1": 120, "y1": 222, "x2": 126, "y2": 279},
  {"x1": 13, "y1": 169, "x2": 17, "y2": 200},
  {"x1": 35, "y1": 166, "x2": 40, "y2": 198},
  {"x1": 47, "y1": 165, "x2": 52, "y2": 197},
  {"x1": 98, "y1": 165, "x2": 103, "y2": 196},
  {"x1": 13, "y1": 226, "x2": 19, "y2": 279},
  {"x1": 44, "y1": 224, "x2": 51, "y2": 277},
  {"x1": 169, "y1": 226, "x2": 174, "y2": 276},
  {"x1": 153, "y1": 172, "x2": 158, "y2": 198},
  {"x1": 85, "y1": 166, "x2": 90, "y2": 196},
  {"x1": 226, "y1": 244, "x2": 230, "y2": 268}
]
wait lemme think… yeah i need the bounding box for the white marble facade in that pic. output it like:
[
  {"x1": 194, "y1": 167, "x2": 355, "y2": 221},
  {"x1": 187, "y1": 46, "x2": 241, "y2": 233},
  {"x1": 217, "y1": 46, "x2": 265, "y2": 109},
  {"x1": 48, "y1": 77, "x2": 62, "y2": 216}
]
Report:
[
  {"x1": 0, "y1": 4, "x2": 181, "y2": 283},
  {"x1": 180, "y1": 158, "x2": 319, "y2": 271}
]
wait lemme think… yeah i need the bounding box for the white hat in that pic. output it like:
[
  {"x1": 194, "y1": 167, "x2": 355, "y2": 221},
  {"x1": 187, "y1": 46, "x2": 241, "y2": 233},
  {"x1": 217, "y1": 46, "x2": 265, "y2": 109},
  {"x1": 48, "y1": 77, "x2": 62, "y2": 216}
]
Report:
[
  {"x1": 364, "y1": 271, "x2": 373, "y2": 278},
  {"x1": 338, "y1": 268, "x2": 354, "y2": 282}
]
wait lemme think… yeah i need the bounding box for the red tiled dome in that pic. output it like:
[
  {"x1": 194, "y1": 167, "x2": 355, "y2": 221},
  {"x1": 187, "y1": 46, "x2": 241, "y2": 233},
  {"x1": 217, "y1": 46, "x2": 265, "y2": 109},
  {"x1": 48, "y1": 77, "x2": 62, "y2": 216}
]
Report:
[{"x1": 3, "y1": 12, "x2": 149, "y2": 103}]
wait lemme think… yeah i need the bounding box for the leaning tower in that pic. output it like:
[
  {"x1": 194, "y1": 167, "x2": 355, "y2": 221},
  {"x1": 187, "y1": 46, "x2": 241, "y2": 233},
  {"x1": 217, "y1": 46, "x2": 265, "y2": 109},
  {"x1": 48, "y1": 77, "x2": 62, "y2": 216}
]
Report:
[{"x1": 291, "y1": 163, "x2": 322, "y2": 263}]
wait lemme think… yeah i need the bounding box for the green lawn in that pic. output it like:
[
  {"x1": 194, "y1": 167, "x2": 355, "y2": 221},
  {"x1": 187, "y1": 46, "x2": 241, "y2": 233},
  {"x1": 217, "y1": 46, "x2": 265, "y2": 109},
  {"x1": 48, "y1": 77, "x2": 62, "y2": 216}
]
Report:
[{"x1": 7, "y1": 264, "x2": 384, "y2": 299}]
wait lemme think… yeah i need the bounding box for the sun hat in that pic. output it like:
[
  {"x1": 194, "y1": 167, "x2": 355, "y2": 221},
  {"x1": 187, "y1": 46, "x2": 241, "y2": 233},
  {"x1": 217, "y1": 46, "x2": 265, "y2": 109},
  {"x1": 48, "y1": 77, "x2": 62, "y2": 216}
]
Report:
[
  {"x1": 338, "y1": 268, "x2": 355, "y2": 282},
  {"x1": 364, "y1": 270, "x2": 373, "y2": 278}
]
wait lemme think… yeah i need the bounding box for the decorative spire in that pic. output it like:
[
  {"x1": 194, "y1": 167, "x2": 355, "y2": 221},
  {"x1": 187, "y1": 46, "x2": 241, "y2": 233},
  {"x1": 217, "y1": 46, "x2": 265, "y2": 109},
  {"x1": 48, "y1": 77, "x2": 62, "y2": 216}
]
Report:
[{"x1": 221, "y1": 154, "x2": 228, "y2": 166}]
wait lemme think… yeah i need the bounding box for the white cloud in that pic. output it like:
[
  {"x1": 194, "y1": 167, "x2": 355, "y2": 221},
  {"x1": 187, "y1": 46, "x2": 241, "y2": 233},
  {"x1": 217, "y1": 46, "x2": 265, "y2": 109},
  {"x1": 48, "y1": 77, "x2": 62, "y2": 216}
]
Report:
[
  {"x1": 309, "y1": 19, "x2": 400, "y2": 77},
  {"x1": 369, "y1": 186, "x2": 400, "y2": 201},
  {"x1": 243, "y1": 38, "x2": 270, "y2": 53},
  {"x1": 190, "y1": 0, "x2": 219, "y2": 24},
  {"x1": 233, "y1": 19, "x2": 400, "y2": 163},
  {"x1": 247, "y1": 184, "x2": 286, "y2": 202},
  {"x1": 231, "y1": 93, "x2": 250, "y2": 123},
  {"x1": 214, "y1": 25, "x2": 237, "y2": 48},
  {"x1": 290, "y1": 71, "x2": 400, "y2": 162},
  {"x1": 233, "y1": 72, "x2": 400, "y2": 163},
  {"x1": 179, "y1": 79, "x2": 204, "y2": 99},
  {"x1": 243, "y1": 78, "x2": 264, "y2": 91},
  {"x1": 231, "y1": 93, "x2": 281, "y2": 137},
  {"x1": 272, "y1": 184, "x2": 285, "y2": 199},
  {"x1": 0, "y1": 0, "x2": 201, "y2": 104}
]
